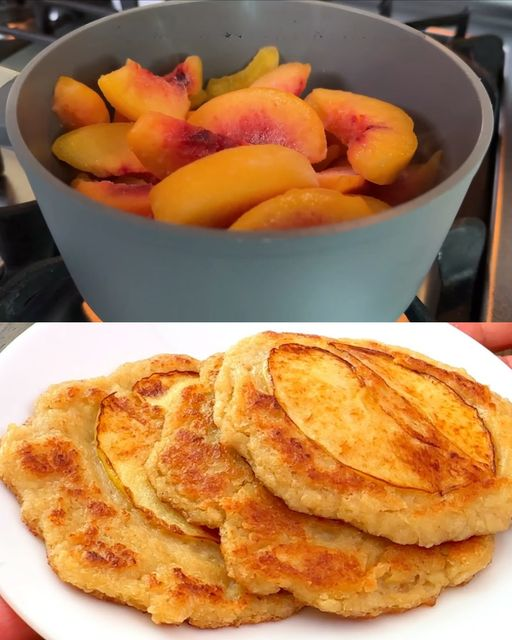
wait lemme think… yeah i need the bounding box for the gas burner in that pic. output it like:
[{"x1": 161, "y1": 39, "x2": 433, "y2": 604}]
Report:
[
  {"x1": 0, "y1": 0, "x2": 139, "y2": 45},
  {"x1": 406, "y1": 9, "x2": 470, "y2": 39},
  {"x1": 378, "y1": 0, "x2": 469, "y2": 33},
  {"x1": 0, "y1": 256, "x2": 83, "y2": 321}
]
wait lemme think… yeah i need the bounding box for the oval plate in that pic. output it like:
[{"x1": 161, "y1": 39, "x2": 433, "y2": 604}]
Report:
[{"x1": 0, "y1": 322, "x2": 511, "y2": 640}]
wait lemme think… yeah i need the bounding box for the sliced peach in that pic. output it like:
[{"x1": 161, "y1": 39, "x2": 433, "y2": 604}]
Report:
[
  {"x1": 313, "y1": 144, "x2": 344, "y2": 172},
  {"x1": 111, "y1": 176, "x2": 152, "y2": 185},
  {"x1": 52, "y1": 76, "x2": 110, "y2": 129},
  {"x1": 164, "y1": 55, "x2": 203, "y2": 97},
  {"x1": 251, "y1": 62, "x2": 311, "y2": 96},
  {"x1": 188, "y1": 87, "x2": 327, "y2": 163},
  {"x1": 317, "y1": 159, "x2": 366, "y2": 193},
  {"x1": 190, "y1": 89, "x2": 208, "y2": 109},
  {"x1": 206, "y1": 45, "x2": 279, "y2": 98},
  {"x1": 52, "y1": 123, "x2": 147, "y2": 178},
  {"x1": 150, "y1": 144, "x2": 318, "y2": 227},
  {"x1": 72, "y1": 177, "x2": 152, "y2": 217},
  {"x1": 98, "y1": 59, "x2": 190, "y2": 121},
  {"x1": 306, "y1": 88, "x2": 418, "y2": 185},
  {"x1": 367, "y1": 150, "x2": 443, "y2": 205},
  {"x1": 113, "y1": 110, "x2": 130, "y2": 123},
  {"x1": 128, "y1": 111, "x2": 237, "y2": 179},
  {"x1": 229, "y1": 188, "x2": 389, "y2": 231}
]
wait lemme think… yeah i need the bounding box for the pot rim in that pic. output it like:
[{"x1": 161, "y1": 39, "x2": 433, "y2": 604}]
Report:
[{"x1": 6, "y1": 0, "x2": 494, "y2": 242}]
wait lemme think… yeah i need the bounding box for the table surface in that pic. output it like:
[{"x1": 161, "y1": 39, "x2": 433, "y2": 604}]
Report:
[{"x1": 0, "y1": 323, "x2": 31, "y2": 351}]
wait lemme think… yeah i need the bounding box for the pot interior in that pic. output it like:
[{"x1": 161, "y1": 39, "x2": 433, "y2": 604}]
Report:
[{"x1": 13, "y1": 0, "x2": 486, "y2": 190}]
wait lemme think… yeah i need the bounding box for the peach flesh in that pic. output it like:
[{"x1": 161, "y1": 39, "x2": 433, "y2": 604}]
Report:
[
  {"x1": 188, "y1": 87, "x2": 327, "y2": 164},
  {"x1": 128, "y1": 112, "x2": 238, "y2": 179}
]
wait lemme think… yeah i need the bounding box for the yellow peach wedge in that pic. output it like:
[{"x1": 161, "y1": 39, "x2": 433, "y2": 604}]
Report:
[
  {"x1": 53, "y1": 76, "x2": 110, "y2": 129},
  {"x1": 188, "y1": 87, "x2": 327, "y2": 163},
  {"x1": 229, "y1": 188, "x2": 390, "y2": 231},
  {"x1": 72, "y1": 177, "x2": 152, "y2": 218},
  {"x1": 98, "y1": 59, "x2": 190, "y2": 121},
  {"x1": 206, "y1": 45, "x2": 279, "y2": 98},
  {"x1": 52, "y1": 123, "x2": 147, "y2": 178},
  {"x1": 306, "y1": 88, "x2": 418, "y2": 185},
  {"x1": 150, "y1": 144, "x2": 318, "y2": 227},
  {"x1": 317, "y1": 159, "x2": 366, "y2": 193},
  {"x1": 252, "y1": 62, "x2": 311, "y2": 96}
]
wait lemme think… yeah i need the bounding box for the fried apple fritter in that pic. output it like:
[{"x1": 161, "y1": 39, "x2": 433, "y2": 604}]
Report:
[
  {"x1": 0, "y1": 357, "x2": 299, "y2": 628},
  {"x1": 146, "y1": 356, "x2": 494, "y2": 617},
  {"x1": 214, "y1": 332, "x2": 512, "y2": 547}
]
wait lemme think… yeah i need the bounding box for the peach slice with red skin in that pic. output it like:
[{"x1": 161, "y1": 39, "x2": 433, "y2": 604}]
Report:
[
  {"x1": 306, "y1": 88, "x2": 418, "y2": 185},
  {"x1": 251, "y1": 62, "x2": 311, "y2": 96},
  {"x1": 229, "y1": 188, "x2": 389, "y2": 231},
  {"x1": 366, "y1": 151, "x2": 443, "y2": 205},
  {"x1": 164, "y1": 55, "x2": 203, "y2": 98},
  {"x1": 188, "y1": 87, "x2": 327, "y2": 164},
  {"x1": 128, "y1": 111, "x2": 238, "y2": 179},
  {"x1": 72, "y1": 177, "x2": 152, "y2": 217},
  {"x1": 52, "y1": 123, "x2": 147, "y2": 178},
  {"x1": 53, "y1": 76, "x2": 110, "y2": 129},
  {"x1": 150, "y1": 144, "x2": 318, "y2": 227},
  {"x1": 317, "y1": 159, "x2": 366, "y2": 194},
  {"x1": 98, "y1": 59, "x2": 190, "y2": 121}
]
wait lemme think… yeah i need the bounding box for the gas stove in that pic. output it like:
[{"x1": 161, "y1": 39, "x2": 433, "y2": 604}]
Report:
[{"x1": 0, "y1": 0, "x2": 509, "y2": 321}]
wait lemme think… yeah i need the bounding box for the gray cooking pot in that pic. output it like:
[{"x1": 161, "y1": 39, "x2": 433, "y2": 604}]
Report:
[{"x1": 6, "y1": 0, "x2": 493, "y2": 321}]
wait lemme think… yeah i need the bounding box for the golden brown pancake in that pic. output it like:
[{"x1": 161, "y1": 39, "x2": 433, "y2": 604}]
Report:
[
  {"x1": 146, "y1": 354, "x2": 253, "y2": 529},
  {"x1": 146, "y1": 355, "x2": 494, "y2": 617},
  {"x1": 96, "y1": 367, "x2": 214, "y2": 539},
  {"x1": 0, "y1": 356, "x2": 299, "y2": 628},
  {"x1": 222, "y1": 483, "x2": 493, "y2": 617},
  {"x1": 214, "y1": 332, "x2": 512, "y2": 546}
]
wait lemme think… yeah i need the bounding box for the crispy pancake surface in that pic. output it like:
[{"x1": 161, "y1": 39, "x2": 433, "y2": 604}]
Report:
[
  {"x1": 146, "y1": 354, "x2": 253, "y2": 529},
  {"x1": 97, "y1": 367, "x2": 214, "y2": 539},
  {"x1": 214, "y1": 332, "x2": 512, "y2": 546},
  {"x1": 0, "y1": 356, "x2": 299, "y2": 628},
  {"x1": 147, "y1": 356, "x2": 494, "y2": 617}
]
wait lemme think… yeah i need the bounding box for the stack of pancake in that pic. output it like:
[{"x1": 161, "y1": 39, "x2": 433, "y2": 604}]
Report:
[{"x1": 1, "y1": 331, "x2": 512, "y2": 629}]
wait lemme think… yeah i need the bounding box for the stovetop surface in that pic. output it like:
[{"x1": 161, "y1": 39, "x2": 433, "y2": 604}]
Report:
[{"x1": 0, "y1": 0, "x2": 510, "y2": 322}]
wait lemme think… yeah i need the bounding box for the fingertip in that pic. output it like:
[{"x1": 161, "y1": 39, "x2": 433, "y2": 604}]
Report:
[{"x1": 0, "y1": 598, "x2": 40, "y2": 640}]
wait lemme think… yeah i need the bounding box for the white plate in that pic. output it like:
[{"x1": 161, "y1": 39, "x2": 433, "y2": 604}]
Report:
[{"x1": 0, "y1": 322, "x2": 511, "y2": 640}]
